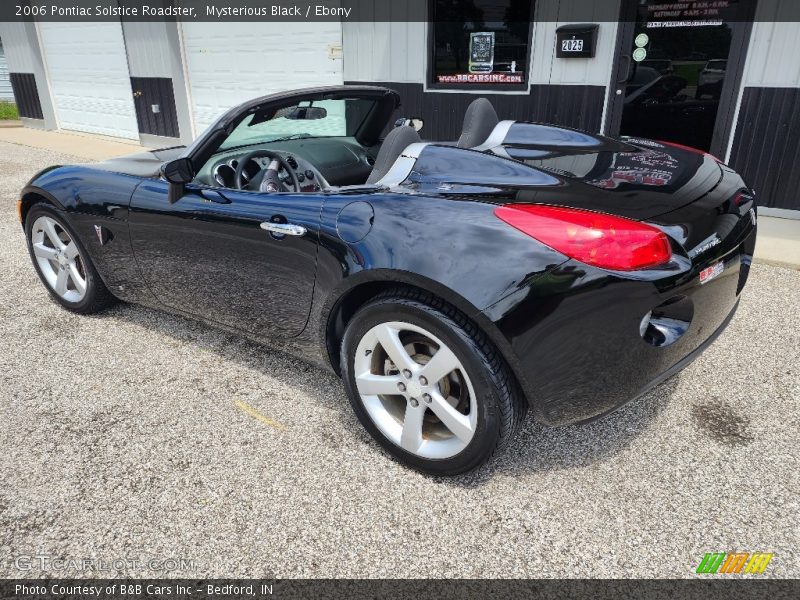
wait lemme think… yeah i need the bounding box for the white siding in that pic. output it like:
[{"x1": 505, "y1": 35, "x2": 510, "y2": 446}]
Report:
[
  {"x1": 724, "y1": 0, "x2": 800, "y2": 161},
  {"x1": 0, "y1": 22, "x2": 38, "y2": 72},
  {"x1": 343, "y1": 0, "x2": 619, "y2": 92},
  {"x1": 343, "y1": 0, "x2": 426, "y2": 83},
  {"x1": 122, "y1": 21, "x2": 173, "y2": 78},
  {"x1": 0, "y1": 22, "x2": 58, "y2": 126},
  {"x1": 0, "y1": 41, "x2": 12, "y2": 102},
  {"x1": 180, "y1": 22, "x2": 343, "y2": 134},
  {"x1": 529, "y1": 0, "x2": 619, "y2": 86},
  {"x1": 740, "y1": 21, "x2": 800, "y2": 87}
]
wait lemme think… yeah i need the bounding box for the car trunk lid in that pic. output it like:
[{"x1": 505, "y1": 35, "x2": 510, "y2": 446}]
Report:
[
  {"x1": 497, "y1": 123, "x2": 725, "y2": 221},
  {"x1": 492, "y1": 124, "x2": 756, "y2": 279}
]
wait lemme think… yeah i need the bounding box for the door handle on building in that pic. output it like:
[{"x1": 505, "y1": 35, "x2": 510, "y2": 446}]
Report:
[{"x1": 617, "y1": 54, "x2": 633, "y2": 84}]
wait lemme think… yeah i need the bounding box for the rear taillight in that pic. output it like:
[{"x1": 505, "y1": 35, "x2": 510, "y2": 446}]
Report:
[{"x1": 494, "y1": 204, "x2": 672, "y2": 271}]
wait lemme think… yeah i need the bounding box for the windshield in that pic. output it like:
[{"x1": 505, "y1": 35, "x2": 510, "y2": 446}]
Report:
[{"x1": 220, "y1": 97, "x2": 377, "y2": 150}]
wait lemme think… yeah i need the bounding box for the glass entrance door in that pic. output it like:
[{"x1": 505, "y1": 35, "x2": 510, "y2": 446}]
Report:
[{"x1": 612, "y1": 0, "x2": 752, "y2": 153}]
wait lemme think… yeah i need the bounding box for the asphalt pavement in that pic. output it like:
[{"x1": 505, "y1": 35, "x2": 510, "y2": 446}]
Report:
[{"x1": 0, "y1": 141, "x2": 797, "y2": 578}]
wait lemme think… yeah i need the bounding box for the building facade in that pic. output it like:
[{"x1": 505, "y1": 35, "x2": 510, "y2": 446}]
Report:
[
  {"x1": 0, "y1": 38, "x2": 13, "y2": 101},
  {"x1": 0, "y1": 0, "x2": 797, "y2": 214}
]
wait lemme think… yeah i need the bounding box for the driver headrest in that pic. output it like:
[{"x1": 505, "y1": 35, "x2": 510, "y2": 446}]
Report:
[{"x1": 366, "y1": 126, "x2": 421, "y2": 185}]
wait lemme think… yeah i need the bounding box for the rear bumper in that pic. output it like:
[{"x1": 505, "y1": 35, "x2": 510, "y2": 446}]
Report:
[
  {"x1": 483, "y1": 222, "x2": 756, "y2": 426},
  {"x1": 577, "y1": 297, "x2": 739, "y2": 425}
]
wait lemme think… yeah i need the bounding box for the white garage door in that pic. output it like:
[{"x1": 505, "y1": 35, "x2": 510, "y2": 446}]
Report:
[
  {"x1": 38, "y1": 22, "x2": 139, "y2": 140},
  {"x1": 180, "y1": 22, "x2": 343, "y2": 134}
]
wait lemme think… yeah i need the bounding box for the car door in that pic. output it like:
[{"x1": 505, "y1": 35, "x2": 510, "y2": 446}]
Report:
[{"x1": 128, "y1": 179, "x2": 322, "y2": 337}]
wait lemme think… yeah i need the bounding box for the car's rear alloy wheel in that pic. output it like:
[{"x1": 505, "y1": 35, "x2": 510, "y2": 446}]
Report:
[
  {"x1": 25, "y1": 204, "x2": 116, "y2": 314},
  {"x1": 354, "y1": 321, "x2": 478, "y2": 459},
  {"x1": 341, "y1": 289, "x2": 525, "y2": 475}
]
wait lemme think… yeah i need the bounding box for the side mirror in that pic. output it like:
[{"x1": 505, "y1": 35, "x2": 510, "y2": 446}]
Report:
[
  {"x1": 161, "y1": 157, "x2": 194, "y2": 203},
  {"x1": 161, "y1": 157, "x2": 194, "y2": 184},
  {"x1": 394, "y1": 117, "x2": 424, "y2": 132}
]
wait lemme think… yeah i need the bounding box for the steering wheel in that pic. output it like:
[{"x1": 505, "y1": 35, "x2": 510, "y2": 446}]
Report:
[{"x1": 234, "y1": 150, "x2": 301, "y2": 193}]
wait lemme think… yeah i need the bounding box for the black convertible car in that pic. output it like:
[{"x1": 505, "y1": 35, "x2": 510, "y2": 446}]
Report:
[{"x1": 18, "y1": 86, "x2": 756, "y2": 475}]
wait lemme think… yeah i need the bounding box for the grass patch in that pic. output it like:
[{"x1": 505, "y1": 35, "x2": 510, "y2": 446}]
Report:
[{"x1": 0, "y1": 102, "x2": 20, "y2": 120}]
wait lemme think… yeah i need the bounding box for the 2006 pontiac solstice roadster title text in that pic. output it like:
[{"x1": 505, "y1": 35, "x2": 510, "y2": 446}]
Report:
[
  {"x1": 15, "y1": 4, "x2": 352, "y2": 18},
  {"x1": 17, "y1": 86, "x2": 756, "y2": 475}
]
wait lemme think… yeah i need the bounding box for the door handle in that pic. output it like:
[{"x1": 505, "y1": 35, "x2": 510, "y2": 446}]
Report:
[
  {"x1": 199, "y1": 189, "x2": 231, "y2": 204},
  {"x1": 260, "y1": 222, "x2": 307, "y2": 236},
  {"x1": 617, "y1": 54, "x2": 633, "y2": 84}
]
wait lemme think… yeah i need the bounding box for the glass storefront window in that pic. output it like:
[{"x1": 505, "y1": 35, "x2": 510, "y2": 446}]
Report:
[{"x1": 430, "y1": 0, "x2": 534, "y2": 89}]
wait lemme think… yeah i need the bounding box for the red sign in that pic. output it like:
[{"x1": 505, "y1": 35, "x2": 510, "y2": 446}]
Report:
[
  {"x1": 699, "y1": 261, "x2": 724, "y2": 284},
  {"x1": 437, "y1": 73, "x2": 523, "y2": 84}
]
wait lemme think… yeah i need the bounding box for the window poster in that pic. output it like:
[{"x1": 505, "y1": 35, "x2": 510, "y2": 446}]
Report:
[{"x1": 469, "y1": 32, "x2": 495, "y2": 73}]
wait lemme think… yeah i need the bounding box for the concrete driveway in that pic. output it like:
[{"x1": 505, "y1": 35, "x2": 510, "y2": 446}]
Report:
[{"x1": 0, "y1": 141, "x2": 798, "y2": 578}]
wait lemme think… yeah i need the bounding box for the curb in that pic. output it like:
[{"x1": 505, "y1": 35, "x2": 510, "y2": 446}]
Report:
[{"x1": 752, "y1": 257, "x2": 800, "y2": 270}]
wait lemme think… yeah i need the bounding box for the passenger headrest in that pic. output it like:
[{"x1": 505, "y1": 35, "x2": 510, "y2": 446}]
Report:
[{"x1": 457, "y1": 98, "x2": 499, "y2": 148}]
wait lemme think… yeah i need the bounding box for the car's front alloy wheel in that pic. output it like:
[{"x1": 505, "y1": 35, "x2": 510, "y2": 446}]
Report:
[
  {"x1": 30, "y1": 215, "x2": 88, "y2": 303},
  {"x1": 341, "y1": 289, "x2": 525, "y2": 475},
  {"x1": 25, "y1": 204, "x2": 116, "y2": 314}
]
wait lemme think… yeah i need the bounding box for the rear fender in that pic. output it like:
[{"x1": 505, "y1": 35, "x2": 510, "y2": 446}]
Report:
[
  {"x1": 315, "y1": 268, "x2": 535, "y2": 408},
  {"x1": 310, "y1": 189, "x2": 568, "y2": 402}
]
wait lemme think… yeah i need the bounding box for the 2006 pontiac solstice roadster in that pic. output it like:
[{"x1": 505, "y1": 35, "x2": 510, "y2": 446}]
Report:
[{"x1": 18, "y1": 86, "x2": 756, "y2": 474}]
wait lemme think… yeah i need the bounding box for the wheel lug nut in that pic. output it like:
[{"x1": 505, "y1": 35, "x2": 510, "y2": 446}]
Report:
[
  {"x1": 422, "y1": 393, "x2": 432, "y2": 404},
  {"x1": 409, "y1": 398, "x2": 419, "y2": 407},
  {"x1": 419, "y1": 376, "x2": 428, "y2": 386},
  {"x1": 402, "y1": 369, "x2": 412, "y2": 379},
  {"x1": 397, "y1": 382, "x2": 406, "y2": 392}
]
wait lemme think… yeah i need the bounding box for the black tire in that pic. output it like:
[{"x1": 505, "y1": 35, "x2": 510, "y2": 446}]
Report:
[
  {"x1": 340, "y1": 288, "x2": 526, "y2": 475},
  {"x1": 25, "y1": 203, "x2": 117, "y2": 314}
]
